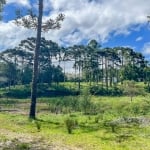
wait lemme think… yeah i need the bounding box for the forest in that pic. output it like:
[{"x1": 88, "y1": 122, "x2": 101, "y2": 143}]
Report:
[
  {"x1": 0, "y1": 38, "x2": 149, "y2": 93},
  {"x1": 1, "y1": 0, "x2": 150, "y2": 150}
]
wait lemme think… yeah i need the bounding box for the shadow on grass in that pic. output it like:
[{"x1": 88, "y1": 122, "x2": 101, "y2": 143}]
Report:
[
  {"x1": 79, "y1": 124, "x2": 100, "y2": 133},
  {"x1": 35, "y1": 118, "x2": 62, "y2": 126}
]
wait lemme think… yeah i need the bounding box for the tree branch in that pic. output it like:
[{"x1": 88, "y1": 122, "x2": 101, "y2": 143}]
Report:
[{"x1": 15, "y1": 10, "x2": 65, "y2": 32}]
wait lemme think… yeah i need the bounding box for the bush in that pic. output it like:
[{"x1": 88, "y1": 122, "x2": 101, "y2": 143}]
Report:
[
  {"x1": 65, "y1": 117, "x2": 78, "y2": 134},
  {"x1": 90, "y1": 85, "x2": 123, "y2": 96},
  {"x1": 144, "y1": 86, "x2": 150, "y2": 93},
  {"x1": 4, "y1": 87, "x2": 30, "y2": 98},
  {"x1": 90, "y1": 85, "x2": 106, "y2": 95},
  {"x1": 46, "y1": 96, "x2": 81, "y2": 114},
  {"x1": 16, "y1": 143, "x2": 30, "y2": 150},
  {"x1": 39, "y1": 85, "x2": 80, "y2": 97},
  {"x1": 110, "y1": 86, "x2": 123, "y2": 96},
  {"x1": 2, "y1": 84, "x2": 80, "y2": 98},
  {"x1": 80, "y1": 88, "x2": 93, "y2": 114}
]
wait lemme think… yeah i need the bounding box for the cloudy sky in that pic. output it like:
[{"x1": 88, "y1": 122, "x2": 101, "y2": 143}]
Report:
[{"x1": 1, "y1": 0, "x2": 150, "y2": 60}]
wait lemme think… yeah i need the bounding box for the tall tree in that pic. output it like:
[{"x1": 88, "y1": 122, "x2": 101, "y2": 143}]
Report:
[
  {"x1": 70, "y1": 45, "x2": 85, "y2": 90},
  {"x1": 83, "y1": 40, "x2": 100, "y2": 86},
  {"x1": 29, "y1": 0, "x2": 43, "y2": 119},
  {"x1": 15, "y1": 0, "x2": 64, "y2": 119}
]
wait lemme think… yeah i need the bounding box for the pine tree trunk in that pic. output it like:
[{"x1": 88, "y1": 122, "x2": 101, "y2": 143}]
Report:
[
  {"x1": 29, "y1": 0, "x2": 43, "y2": 119},
  {"x1": 102, "y1": 56, "x2": 104, "y2": 88},
  {"x1": 105, "y1": 57, "x2": 108, "y2": 91},
  {"x1": 78, "y1": 63, "x2": 81, "y2": 91}
]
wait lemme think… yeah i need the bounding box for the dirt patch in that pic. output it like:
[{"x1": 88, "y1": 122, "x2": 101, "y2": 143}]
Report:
[
  {"x1": 0, "y1": 129, "x2": 82, "y2": 150},
  {"x1": 109, "y1": 116, "x2": 150, "y2": 127}
]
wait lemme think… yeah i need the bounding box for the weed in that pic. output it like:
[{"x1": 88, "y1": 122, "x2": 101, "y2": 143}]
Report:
[
  {"x1": 35, "y1": 121, "x2": 41, "y2": 132},
  {"x1": 65, "y1": 117, "x2": 78, "y2": 134},
  {"x1": 16, "y1": 143, "x2": 30, "y2": 150}
]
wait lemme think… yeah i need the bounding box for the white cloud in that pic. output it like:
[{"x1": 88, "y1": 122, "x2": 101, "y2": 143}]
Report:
[
  {"x1": 45, "y1": 0, "x2": 150, "y2": 45},
  {"x1": 1, "y1": 0, "x2": 150, "y2": 50},
  {"x1": 136, "y1": 36, "x2": 143, "y2": 42},
  {"x1": 7, "y1": 0, "x2": 31, "y2": 7},
  {"x1": 0, "y1": 21, "x2": 36, "y2": 51},
  {"x1": 143, "y1": 42, "x2": 150, "y2": 55}
]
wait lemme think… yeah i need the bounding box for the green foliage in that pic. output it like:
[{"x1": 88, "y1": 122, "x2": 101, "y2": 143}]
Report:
[
  {"x1": 4, "y1": 86, "x2": 31, "y2": 98},
  {"x1": 1, "y1": 95, "x2": 150, "y2": 150},
  {"x1": 65, "y1": 117, "x2": 78, "y2": 134},
  {"x1": 0, "y1": 84, "x2": 80, "y2": 99},
  {"x1": 144, "y1": 85, "x2": 150, "y2": 92},
  {"x1": 0, "y1": 37, "x2": 148, "y2": 96},
  {"x1": 46, "y1": 96, "x2": 81, "y2": 114},
  {"x1": 37, "y1": 84, "x2": 79, "y2": 97},
  {"x1": 39, "y1": 65, "x2": 66, "y2": 85},
  {"x1": 94, "y1": 115, "x2": 101, "y2": 123},
  {"x1": 120, "y1": 64, "x2": 140, "y2": 81},
  {"x1": 15, "y1": 143, "x2": 30, "y2": 150},
  {"x1": 144, "y1": 66, "x2": 150, "y2": 92},
  {"x1": 21, "y1": 66, "x2": 32, "y2": 84},
  {"x1": 0, "y1": 62, "x2": 18, "y2": 88},
  {"x1": 35, "y1": 120, "x2": 41, "y2": 132},
  {"x1": 122, "y1": 80, "x2": 141, "y2": 101},
  {"x1": 80, "y1": 88, "x2": 92, "y2": 114},
  {"x1": 48, "y1": 85, "x2": 80, "y2": 97},
  {"x1": 90, "y1": 85, "x2": 123, "y2": 96}
]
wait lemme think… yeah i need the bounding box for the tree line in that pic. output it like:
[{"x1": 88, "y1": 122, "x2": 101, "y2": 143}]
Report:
[{"x1": 0, "y1": 38, "x2": 150, "y2": 91}]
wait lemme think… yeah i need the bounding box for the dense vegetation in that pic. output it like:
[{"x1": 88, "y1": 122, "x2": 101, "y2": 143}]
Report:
[
  {"x1": 0, "y1": 38, "x2": 150, "y2": 94},
  {"x1": 0, "y1": 87, "x2": 150, "y2": 149}
]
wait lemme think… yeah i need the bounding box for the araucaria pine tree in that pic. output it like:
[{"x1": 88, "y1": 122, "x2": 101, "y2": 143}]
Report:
[{"x1": 15, "y1": 0, "x2": 64, "y2": 119}]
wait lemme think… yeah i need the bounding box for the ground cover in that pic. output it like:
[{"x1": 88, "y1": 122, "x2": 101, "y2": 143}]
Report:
[{"x1": 0, "y1": 94, "x2": 150, "y2": 150}]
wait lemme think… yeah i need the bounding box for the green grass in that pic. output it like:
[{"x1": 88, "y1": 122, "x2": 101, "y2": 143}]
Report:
[
  {"x1": 0, "y1": 94, "x2": 150, "y2": 149},
  {"x1": 0, "y1": 112, "x2": 150, "y2": 150}
]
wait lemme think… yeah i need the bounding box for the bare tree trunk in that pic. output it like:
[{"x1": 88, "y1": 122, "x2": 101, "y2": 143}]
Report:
[
  {"x1": 105, "y1": 57, "x2": 108, "y2": 91},
  {"x1": 29, "y1": 0, "x2": 43, "y2": 119},
  {"x1": 63, "y1": 61, "x2": 66, "y2": 83},
  {"x1": 78, "y1": 64, "x2": 81, "y2": 91},
  {"x1": 102, "y1": 56, "x2": 104, "y2": 88}
]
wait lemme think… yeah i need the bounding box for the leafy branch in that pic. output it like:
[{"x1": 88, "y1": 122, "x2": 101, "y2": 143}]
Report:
[{"x1": 14, "y1": 9, "x2": 65, "y2": 31}]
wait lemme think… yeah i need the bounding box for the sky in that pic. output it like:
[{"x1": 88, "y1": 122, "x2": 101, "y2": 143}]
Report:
[{"x1": 1, "y1": 0, "x2": 150, "y2": 61}]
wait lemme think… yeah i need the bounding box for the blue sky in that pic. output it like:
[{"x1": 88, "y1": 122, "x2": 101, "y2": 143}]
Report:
[
  {"x1": 103, "y1": 24, "x2": 150, "y2": 51},
  {"x1": 1, "y1": 0, "x2": 150, "y2": 61}
]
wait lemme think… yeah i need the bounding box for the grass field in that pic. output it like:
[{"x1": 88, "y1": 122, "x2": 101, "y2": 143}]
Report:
[{"x1": 0, "y1": 93, "x2": 150, "y2": 150}]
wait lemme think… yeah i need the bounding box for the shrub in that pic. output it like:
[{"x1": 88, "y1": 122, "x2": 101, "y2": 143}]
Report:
[
  {"x1": 35, "y1": 121, "x2": 41, "y2": 132},
  {"x1": 110, "y1": 86, "x2": 123, "y2": 96},
  {"x1": 90, "y1": 85, "x2": 123, "y2": 96},
  {"x1": 95, "y1": 116, "x2": 100, "y2": 123},
  {"x1": 16, "y1": 143, "x2": 30, "y2": 150},
  {"x1": 65, "y1": 118, "x2": 78, "y2": 134},
  {"x1": 90, "y1": 85, "x2": 106, "y2": 95},
  {"x1": 4, "y1": 88, "x2": 30, "y2": 98},
  {"x1": 42, "y1": 85, "x2": 80, "y2": 97},
  {"x1": 80, "y1": 88, "x2": 92, "y2": 114}
]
